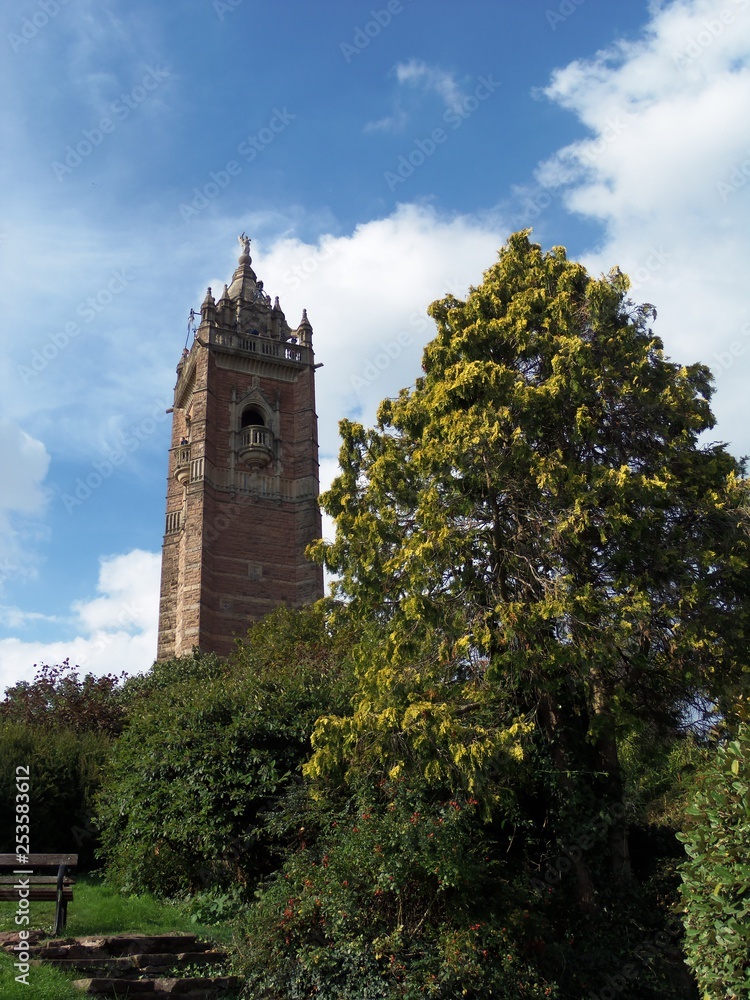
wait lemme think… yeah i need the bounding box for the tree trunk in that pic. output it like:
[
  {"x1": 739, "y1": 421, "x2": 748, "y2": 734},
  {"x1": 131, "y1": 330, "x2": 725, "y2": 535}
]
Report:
[
  {"x1": 589, "y1": 667, "x2": 631, "y2": 886},
  {"x1": 537, "y1": 691, "x2": 599, "y2": 913}
]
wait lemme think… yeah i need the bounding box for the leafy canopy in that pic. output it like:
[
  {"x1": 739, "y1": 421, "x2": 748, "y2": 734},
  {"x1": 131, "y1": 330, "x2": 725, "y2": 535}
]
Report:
[
  {"x1": 1, "y1": 660, "x2": 126, "y2": 735},
  {"x1": 314, "y1": 231, "x2": 746, "y2": 690},
  {"x1": 309, "y1": 230, "x2": 750, "y2": 898}
]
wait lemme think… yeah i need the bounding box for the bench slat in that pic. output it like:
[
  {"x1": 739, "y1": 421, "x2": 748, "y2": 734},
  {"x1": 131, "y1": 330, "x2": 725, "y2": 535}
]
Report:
[
  {"x1": 0, "y1": 889, "x2": 73, "y2": 903},
  {"x1": 0, "y1": 877, "x2": 76, "y2": 885},
  {"x1": 0, "y1": 889, "x2": 75, "y2": 896},
  {"x1": 0, "y1": 854, "x2": 77, "y2": 866},
  {"x1": 0, "y1": 854, "x2": 77, "y2": 934}
]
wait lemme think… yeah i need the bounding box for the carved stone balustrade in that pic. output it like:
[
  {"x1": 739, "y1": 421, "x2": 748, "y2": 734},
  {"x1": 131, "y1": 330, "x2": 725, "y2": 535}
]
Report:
[{"x1": 239, "y1": 426, "x2": 273, "y2": 467}]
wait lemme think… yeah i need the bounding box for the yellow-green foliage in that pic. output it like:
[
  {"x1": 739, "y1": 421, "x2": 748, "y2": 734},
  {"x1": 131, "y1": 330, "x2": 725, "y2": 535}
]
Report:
[
  {"x1": 313, "y1": 230, "x2": 749, "y2": 789},
  {"x1": 305, "y1": 634, "x2": 531, "y2": 816},
  {"x1": 297, "y1": 231, "x2": 750, "y2": 999}
]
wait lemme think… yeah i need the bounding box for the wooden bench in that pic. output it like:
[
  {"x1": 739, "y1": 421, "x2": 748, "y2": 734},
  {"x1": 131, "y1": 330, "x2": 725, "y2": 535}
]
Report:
[{"x1": 0, "y1": 854, "x2": 77, "y2": 936}]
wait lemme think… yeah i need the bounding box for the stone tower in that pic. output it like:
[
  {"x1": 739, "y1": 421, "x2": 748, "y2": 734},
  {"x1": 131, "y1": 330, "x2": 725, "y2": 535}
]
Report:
[{"x1": 157, "y1": 237, "x2": 324, "y2": 659}]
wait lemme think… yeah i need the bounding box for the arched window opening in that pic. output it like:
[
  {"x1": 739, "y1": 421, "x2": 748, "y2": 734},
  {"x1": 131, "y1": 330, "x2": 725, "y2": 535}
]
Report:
[{"x1": 241, "y1": 407, "x2": 265, "y2": 428}]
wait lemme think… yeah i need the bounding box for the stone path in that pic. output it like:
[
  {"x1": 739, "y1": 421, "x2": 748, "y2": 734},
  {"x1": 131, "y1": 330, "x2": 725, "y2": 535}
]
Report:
[{"x1": 0, "y1": 931, "x2": 242, "y2": 998}]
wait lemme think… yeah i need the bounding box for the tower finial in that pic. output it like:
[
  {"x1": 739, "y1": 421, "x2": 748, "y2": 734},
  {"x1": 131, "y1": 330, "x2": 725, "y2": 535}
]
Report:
[
  {"x1": 200, "y1": 287, "x2": 216, "y2": 327},
  {"x1": 238, "y1": 232, "x2": 251, "y2": 260},
  {"x1": 297, "y1": 308, "x2": 313, "y2": 346}
]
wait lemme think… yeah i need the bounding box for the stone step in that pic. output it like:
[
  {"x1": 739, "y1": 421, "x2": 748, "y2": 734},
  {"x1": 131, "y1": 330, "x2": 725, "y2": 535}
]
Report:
[
  {"x1": 32, "y1": 933, "x2": 213, "y2": 958},
  {"x1": 2, "y1": 931, "x2": 240, "y2": 997},
  {"x1": 39, "y1": 949, "x2": 228, "y2": 976},
  {"x1": 0, "y1": 929, "x2": 47, "y2": 950},
  {"x1": 71, "y1": 974, "x2": 243, "y2": 997}
]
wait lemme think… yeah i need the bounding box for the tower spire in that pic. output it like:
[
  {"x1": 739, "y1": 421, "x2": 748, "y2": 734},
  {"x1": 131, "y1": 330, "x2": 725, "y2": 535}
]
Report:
[{"x1": 228, "y1": 237, "x2": 259, "y2": 304}]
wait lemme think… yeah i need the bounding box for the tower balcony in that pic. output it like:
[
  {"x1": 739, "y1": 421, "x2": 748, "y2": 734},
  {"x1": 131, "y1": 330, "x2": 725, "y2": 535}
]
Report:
[
  {"x1": 239, "y1": 426, "x2": 273, "y2": 467},
  {"x1": 174, "y1": 445, "x2": 192, "y2": 484}
]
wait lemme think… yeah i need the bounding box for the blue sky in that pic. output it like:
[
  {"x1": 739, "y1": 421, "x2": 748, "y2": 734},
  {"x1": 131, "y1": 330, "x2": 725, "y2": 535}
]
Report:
[{"x1": 1, "y1": 0, "x2": 749, "y2": 688}]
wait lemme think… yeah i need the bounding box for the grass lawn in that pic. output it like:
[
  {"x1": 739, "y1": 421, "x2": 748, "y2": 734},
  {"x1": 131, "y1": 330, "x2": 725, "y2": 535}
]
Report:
[{"x1": 0, "y1": 873, "x2": 238, "y2": 1000}]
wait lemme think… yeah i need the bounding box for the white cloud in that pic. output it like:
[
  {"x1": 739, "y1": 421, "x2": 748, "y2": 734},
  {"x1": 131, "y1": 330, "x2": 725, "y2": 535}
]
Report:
[
  {"x1": 539, "y1": 0, "x2": 750, "y2": 458},
  {"x1": 0, "y1": 419, "x2": 49, "y2": 516},
  {"x1": 365, "y1": 60, "x2": 467, "y2": 132},
  {"x1": 72, "y1": 549, "x2": 159, "y2": 635},
  {"x1": 395, "y1": 60, "x2": 467, "y2": 113},
  {"x1": 255, "y1": 203, "x2": 504, "y2": 460},
  {"x1": 364, "y1": 108, "x2": 409, "y2": 134},
  {"x1": 0, "y1": 607, "x2": 61, "y2": 630},
  {"x1": 0, "y1": 549, "x2": 160, "y2": 692}
]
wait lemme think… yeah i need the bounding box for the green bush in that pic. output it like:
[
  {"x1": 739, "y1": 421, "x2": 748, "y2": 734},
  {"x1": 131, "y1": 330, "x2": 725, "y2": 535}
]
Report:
[
  {"x1": 237, "y1": 787, "x2": 555, "y2": 1000},
  {"x1": 678, "y1": 721, "x2": 750, "y2": 999},
  {"x1": 238, "y1": 737, "x2": 689, "y2": 998},
  {"x1": 1, "y1": 661, "x2": 125, "y2": 735},
  {"x1": 0, "y1": 722, "x2": 110, "y2": 866},
  {"x1": 0, "y1": 661, "x2": 126, "y2": 866},
  {"x1": 95, "y1": 604, "x2": 353, "y2": 898}
]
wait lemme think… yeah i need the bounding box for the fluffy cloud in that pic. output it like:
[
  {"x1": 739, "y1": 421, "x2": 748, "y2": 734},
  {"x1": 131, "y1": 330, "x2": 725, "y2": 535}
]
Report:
[
  {"x1": 257, "y1": 203, "x2": 503, "y2": 461},
  {"x1": 0, "y1": 549, "x2": 160, "y2": 692},
  {"x1": 539, "y1": 0, "x2": 750, "y2": 455},
  {"x1": 72, "y1": 549, "x2": 159, "y2": 636}
]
